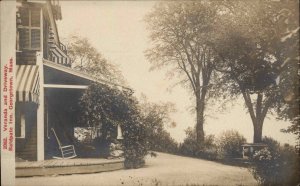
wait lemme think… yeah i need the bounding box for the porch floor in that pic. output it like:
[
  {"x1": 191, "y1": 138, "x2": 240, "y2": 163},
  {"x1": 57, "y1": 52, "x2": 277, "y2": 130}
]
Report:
[{"x1": 16, "y1": 158, "x2": 124, "y2": 177}]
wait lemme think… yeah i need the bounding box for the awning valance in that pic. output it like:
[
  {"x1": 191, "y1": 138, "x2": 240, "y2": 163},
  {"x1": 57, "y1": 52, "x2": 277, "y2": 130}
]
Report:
[{"x1": 16, "y1": 65, "x2": 40, "y2": 103}]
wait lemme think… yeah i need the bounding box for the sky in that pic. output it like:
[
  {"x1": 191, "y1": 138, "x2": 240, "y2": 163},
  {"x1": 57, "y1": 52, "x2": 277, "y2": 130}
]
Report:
[{"x1": 56, "y1": 1, "x2": 297, "y2": 145}]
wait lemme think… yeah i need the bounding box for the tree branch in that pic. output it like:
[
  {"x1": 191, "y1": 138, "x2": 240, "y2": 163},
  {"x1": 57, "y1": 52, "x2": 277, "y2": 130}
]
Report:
[{"x1": 241, "y1": 90, "x2": 257, "y2": 124}]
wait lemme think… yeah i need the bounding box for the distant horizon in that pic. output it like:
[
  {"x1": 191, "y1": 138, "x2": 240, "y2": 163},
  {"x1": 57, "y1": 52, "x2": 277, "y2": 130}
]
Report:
[{"x1": 56, "y1": 1, "x2": 297, "y2": 145}]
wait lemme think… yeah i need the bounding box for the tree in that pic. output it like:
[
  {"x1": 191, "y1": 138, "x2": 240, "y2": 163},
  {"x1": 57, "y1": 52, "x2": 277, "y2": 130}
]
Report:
[
  {"x1": 145, "y1": 0, "x2": 298, "y2": 144},
  {"x1": 145, "y1": 2, "x2": 219, "y2": 143},
  {"x1": 211, "y1": 0, "x2": 299, "y2": 143},
  {"x1": 139, "y1": 94, "x2": 178, "y2": 153},
  {"x1": 272, "y1": 0, "x2": 299, "y2": 140},
  {"x1": 65, "y1": 35, "x2": 125, "y2": 84}
]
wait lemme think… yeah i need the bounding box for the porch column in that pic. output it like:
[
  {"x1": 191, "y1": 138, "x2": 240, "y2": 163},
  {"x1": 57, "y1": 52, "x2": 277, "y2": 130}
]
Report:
[
  {"x1": 36, "y1": 52, "x2": 44, "y2": 161},
  {"x1": 36, "y1": 7, "x2": 44, "y2": 161}
]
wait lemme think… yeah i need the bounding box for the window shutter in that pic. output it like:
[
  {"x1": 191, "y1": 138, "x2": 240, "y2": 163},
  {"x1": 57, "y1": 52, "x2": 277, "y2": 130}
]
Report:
[
  {"x1": 31, "y1": 9, "x2": 40, "y2": 27},
  {"x1": 31, "y1": 29, "x2": 41, "y2": 49},
  {"x1": 19, "y1": 28, "x2": 30, "y2": 49},
  {"x1": 20, "y1": 8, "x2": 29, "y2": 26}
]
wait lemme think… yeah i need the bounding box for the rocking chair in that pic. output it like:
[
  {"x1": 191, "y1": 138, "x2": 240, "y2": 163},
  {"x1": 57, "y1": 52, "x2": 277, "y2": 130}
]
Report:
[{"x1": 51, "y1": 128, "x2": 77, "y2": 159}]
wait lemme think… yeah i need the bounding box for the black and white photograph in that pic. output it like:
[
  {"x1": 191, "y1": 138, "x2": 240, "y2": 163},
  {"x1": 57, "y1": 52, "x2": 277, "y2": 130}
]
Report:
[{"x1": 0, "y1": 0, "x2": 299, "y2": 185}]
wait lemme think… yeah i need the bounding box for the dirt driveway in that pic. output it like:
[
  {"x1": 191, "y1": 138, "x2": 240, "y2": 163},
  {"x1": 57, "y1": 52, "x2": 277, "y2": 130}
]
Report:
[{"x1": 16, "y1": 152, "x2": 257, "y2": 186}]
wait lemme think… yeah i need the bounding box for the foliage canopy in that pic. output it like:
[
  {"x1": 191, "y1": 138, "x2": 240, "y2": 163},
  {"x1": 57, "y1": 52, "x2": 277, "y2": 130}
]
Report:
[
  {"x1": 78, "y1": 83, "x2": 147, "y2": 168},
  {"x1": 146, "y1": 0, "x2": 299, "y2": 143},
  {"x1": 66, "y1": 35, "x2": 125, "y2": 84}
]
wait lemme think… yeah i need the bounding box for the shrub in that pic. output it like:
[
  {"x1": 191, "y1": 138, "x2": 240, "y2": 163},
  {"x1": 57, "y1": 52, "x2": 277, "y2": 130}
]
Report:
[
  {"x1": 78, "y1": 83, "x2": 148, "y2": 169},
  {"x1": 179, "y1": 128, "x2": 199, "y2": 156},
  {"x1": 139, "y1": 97, "x2": 179, "y2": 154},
  {"x1": 250, "y1": 144, "x2": 300, "y2": 186},
  {"x1": 179, "y1": 129, "x2": 247, "y2": 161},
  {"x1": 179, "y1": 128, "x2": 218, "y2": 160},
  {"x1": 216, "y1": 130, "x2": 247, "y2": 159},
  {"x1": 198, "y1": 146, "x2": 218, "y2": 160},
  {"x1": 148, "y1": 131, "x2": 179, "y2": 154},
  {"x1": 123, "y1": 120, "x2": 148, "y2": 169},
  {"x1": 261, "y1": 136, "x2": 280, "y2": 154},
  {"x1": 197, "y1": 135, "x2": 218, "y2": 160}
]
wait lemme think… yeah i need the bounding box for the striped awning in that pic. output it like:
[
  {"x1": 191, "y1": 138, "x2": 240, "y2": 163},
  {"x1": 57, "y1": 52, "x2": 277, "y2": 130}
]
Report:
[
  {"x1": 16, "y1": 65, "x2": 40, "y2": 103},
  {"x1": 48, "y1": 27, "x2": 71, "y2": 66}
]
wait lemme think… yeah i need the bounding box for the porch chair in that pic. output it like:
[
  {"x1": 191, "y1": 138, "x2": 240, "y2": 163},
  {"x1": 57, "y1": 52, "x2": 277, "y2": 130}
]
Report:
[{"x1": 51, "y1": 128, "x2": 77, "y2": 159}]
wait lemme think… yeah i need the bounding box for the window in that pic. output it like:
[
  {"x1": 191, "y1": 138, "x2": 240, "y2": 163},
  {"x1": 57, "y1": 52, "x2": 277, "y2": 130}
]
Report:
[{"x1": 18, "y1": 7, "x2": 41, "y2": 50}]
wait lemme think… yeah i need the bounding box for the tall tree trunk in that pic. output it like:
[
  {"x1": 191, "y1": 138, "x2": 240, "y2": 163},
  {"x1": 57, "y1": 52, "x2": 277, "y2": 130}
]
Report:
[
  {"x1": 195, "y1": 81, "x2": 208, "y2": 144},
  {"x1": 253, "y1": 93, "x2": 264, "y2": 143},
  {"x1": 195, "y1": 68, "x2": 211, "y2": 144},
  {"x1": 253, "y1": 119, "x2": 263, "y2": 143},
  {"x1": 242, "y1": 91, "x2": 266, "y2": 143},
  {"x1": 196, "y1": 96, "x2": 205, "y2": 144}
]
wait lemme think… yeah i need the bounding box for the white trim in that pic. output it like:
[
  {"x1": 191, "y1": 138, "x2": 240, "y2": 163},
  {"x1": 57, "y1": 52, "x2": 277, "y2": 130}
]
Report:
[
  {"x1": 46, "y1": 101, "x2": 50, "y2": 139},
  {"x1": 44, "y1": 84, "x2": 88, "y2": 89}
]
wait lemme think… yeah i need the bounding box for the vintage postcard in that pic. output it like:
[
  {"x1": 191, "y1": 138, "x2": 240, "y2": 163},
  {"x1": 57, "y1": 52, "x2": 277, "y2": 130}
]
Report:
[{"x1": 1, "y1": 0, "x2": 299, "y2": 186}]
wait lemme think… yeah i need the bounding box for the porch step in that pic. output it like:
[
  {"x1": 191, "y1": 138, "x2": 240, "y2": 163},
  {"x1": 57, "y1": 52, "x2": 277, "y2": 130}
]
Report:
[{"x1": 16, "y1": 158, "x2": 124, "y2": 177}]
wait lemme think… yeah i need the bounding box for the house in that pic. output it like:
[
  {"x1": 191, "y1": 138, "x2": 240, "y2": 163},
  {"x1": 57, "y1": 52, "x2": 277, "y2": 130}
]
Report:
[{"x1": 15, "y1": 0, "x2": 128, "y2": 161}]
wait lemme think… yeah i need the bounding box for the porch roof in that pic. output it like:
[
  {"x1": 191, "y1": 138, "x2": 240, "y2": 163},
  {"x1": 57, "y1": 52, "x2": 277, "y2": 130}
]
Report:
[{"x1": 43, "y1": 59, "x2": 132, "y2": 92}]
